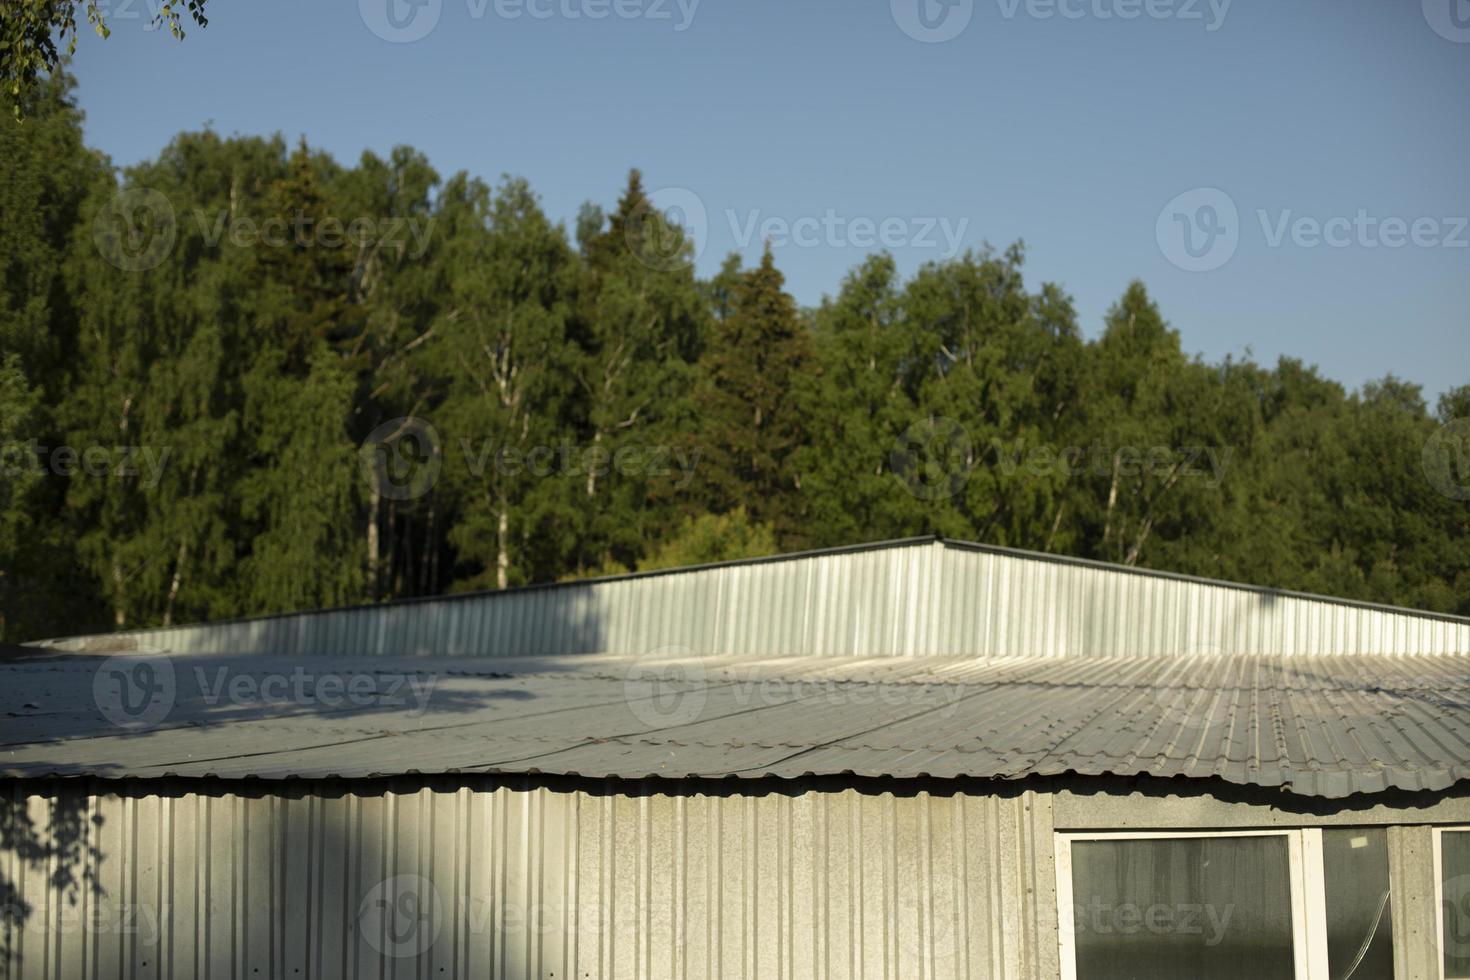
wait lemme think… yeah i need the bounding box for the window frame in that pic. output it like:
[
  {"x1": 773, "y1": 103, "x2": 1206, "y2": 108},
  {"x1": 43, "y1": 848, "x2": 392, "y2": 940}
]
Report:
[
  {"x1": 1054, "y1": 829, "x2": 1332, "y2": 980},
  {"x1": 1433, "y1": 825, "x2": 1470, "y2": 980}
]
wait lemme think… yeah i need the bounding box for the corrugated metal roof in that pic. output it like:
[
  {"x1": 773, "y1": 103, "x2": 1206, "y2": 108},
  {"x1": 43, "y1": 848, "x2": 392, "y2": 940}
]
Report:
[
  {"x1": 33, "y1": 537, "x2": 1470, "y2": 658},
  {"x1": 6, "y1": 650, "x2": 1470, "y2": 798}
]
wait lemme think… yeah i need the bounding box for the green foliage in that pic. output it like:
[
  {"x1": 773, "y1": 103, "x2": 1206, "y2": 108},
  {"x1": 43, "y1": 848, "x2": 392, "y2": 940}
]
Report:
[
  {"x1": 693, "y1": 246, "x2": 811, "y2": 538},
  {"x1": 238, "y1": 349, "x2": 363, "y2": 612},
  {"x1": 0, "y1": 72, "x2": 104, "y2": 387},
  {"x1": 1, "y1": 75, "x2": 1465, "y2": 638},
  {"x1": 256, "y1": 142, "x2": 367, "y2": 369},
  {"x1": 1069, "y1": 281, "x2": 1229, "y2": 567},
  {"x1": 568, "y1": 170, "x2": 711, "y2": 574},
  {"x1": 571, "y1": 506, "x2": 778, "y2": 578},
  {"x1": 635, "y1": 507, "x2": 778, "y2": 572},
  {"x1": 1, "y1": 1, "x2": 206, "y2": 115},
  {"x1": 789, "y1": 253, "x2": 912, "y2": 545},
  {"x1": 427, "y1": 175, "x2": 581, "y2": 591},
  {"x1": 0, "y1": 354, "x2": 44, "y2": 634}
]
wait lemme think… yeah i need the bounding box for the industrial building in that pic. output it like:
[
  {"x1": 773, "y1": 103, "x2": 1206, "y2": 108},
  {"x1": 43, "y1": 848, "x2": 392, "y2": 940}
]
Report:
[{"x1": 4, "y1": 536, "x2": 1470, "y2": 979}]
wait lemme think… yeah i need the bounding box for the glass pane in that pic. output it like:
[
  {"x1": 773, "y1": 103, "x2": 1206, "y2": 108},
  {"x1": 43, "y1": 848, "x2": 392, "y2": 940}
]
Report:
[
  {"x1": 1069, "y1": 835, "x2": 1295, "y2": 980},
  {"x1": 1442, "y1": 831, "x2": 1470, "y2": 979},
  {"x1": 1322, "y1": 828, "x2": 1393, "y2": 980}
]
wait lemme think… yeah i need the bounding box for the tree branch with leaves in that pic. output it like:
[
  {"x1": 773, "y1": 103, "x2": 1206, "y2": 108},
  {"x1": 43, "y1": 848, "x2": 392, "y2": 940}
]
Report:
[{"x1": 2, "y1": 0, "x2": 207, "y2": 115}]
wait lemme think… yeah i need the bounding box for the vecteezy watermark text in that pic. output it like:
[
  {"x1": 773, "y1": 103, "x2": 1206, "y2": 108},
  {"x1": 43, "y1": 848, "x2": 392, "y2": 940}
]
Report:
[
  {"x1": 355, "y1": 872, "x2": 781, "y2": 960},
  {"x1": 93, "y1": 187, "x2": 436, "y2": 273},
  {"x1": 1068, "y1": 898, "x2": 1235, "y2": 945},
  {"x1": 991, "y1": 438, "x2": 1234, "y2": 488},
  {"x1": 93, "y1": 655, "x2": 440, "y2": 730},
  {"x1": 891, "y1": 0, "x2": 1230, "y2": 43},
  {"x1": 193, "y1": 666, "x2": 437, "y2": 715},
  {"x1": 1158, "y1": 187, "x2": 1468, "y2": 272},
  {"x1": 360, "y1": 0, "x2": 700, "y2": 43},
  {"x1": 889, "y1": 417, "x2": 1235, "y2": 501},
  {"x1": 996, "y1": 0, "x2": 1230, "y2": 29},
  {"x1": 1257, "y1": 210, "x2": 1469, "y2": 250},
  {"x1": 726, "y1": 209, "x2": 970, "y2": 259},
  {"x1": 2, "y1": 899, "x2": 169, "y2": 946},
  {"x1": 359, "y1": 417, "x2": 701, "y2": 502},
  {"x1": 471, "y1": 0, "x2": 699, "y2": 28},
  {"x1": 188, "y1": 209, "x2": 435, "y2": 256},
  {"x1": 459, "y1": 439, "x2": 700, "y2": 488},
  {"x1": 623, "y1": 647, "x2": 967, "y2": 728},
  {"x1": 617, "y1": 189, "x2": 972, "y2": 271},
  {"x1": 1, "y1": 442, "x2": 172, "y2": 489}
]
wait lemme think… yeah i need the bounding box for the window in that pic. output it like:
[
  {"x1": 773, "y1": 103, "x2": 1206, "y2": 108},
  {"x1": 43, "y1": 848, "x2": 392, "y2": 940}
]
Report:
[
  {"x1": 1056, "y1": 830, "x2": 1393, "y2": 980},
  {"x1": 1321, "y1": 828, "x2": 1393, "y2": 980},
  {"x1": 1434, "y1": 828, "x2": 1470, "y2": 980}
]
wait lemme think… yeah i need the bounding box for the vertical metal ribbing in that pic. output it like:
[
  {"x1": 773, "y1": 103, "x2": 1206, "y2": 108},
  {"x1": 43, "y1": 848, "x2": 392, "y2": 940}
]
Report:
[
  {"x1": 46, "y1": 541, "x2": 1470, "y2": 659},
  {"x1": 39, "y1": 778, "x2": 1470, "y2": 980},
  {"x1": 1387, "y1": 825, "x2": 1440, "y2": 980}
]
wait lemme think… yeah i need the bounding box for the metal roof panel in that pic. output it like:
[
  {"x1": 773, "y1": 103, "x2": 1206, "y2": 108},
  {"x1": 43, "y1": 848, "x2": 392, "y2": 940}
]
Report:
[{"x1": 5, "y1": 650, "x2": 1470, "y2": 798}]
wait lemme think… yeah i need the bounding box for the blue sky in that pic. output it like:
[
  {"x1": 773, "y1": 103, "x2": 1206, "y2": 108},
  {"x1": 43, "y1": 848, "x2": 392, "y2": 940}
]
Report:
[{"x1": 71, "y1": 0, "x2": 1468, "y2": 403}]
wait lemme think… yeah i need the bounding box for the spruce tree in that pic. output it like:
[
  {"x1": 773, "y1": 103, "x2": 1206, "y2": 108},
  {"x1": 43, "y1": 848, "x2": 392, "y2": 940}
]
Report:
[
  {"x1": 569, "y1": 169, "x2": 708, "y2": 571},
  {"x1": 693, "y1": 245, "x2": 812, "y2": 539}
]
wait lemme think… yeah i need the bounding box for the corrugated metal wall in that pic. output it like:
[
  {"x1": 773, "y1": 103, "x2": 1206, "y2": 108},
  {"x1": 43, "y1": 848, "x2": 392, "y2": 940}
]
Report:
[
  {"x1": 0, "y1": 777, "x2": 1058, "y2": 980},
  {"x1": 1387, "y1": 825, "x2": 1439, "y2": 980},
  {"x1": 39, "y1": 540, "x2": 1470, "y2": 658}
]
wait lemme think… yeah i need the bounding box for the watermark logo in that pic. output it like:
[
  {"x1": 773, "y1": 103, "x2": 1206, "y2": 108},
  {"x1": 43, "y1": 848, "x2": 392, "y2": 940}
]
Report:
[
  {"x1": 726, "y1": 208, "x2": 969, "y2": 258},
  {"x1": 187, "y1": 209, "x2": 436, "y2": 256},
  {"x1": 456, "y1": 439, "x2": 700, "y2": 488},
  {"x1": 989, "y1": 438, "x2": 1234, "y2": 488},
  {"x1": 358, "y1": 874, "x2": 444, "y2": 958},
  {"x1": 362, "y1": 0, "x2": 700, "y2": 38},
  {"x1": 0, "y1": 442, "x2": 173, "y2": 490},
  {"x1": 95, "y1": 187, "x2": 435, "y2": 267},
  {"x1": 192, "y1": 666, "x2": 439, "y2": 715},
  {"x1": 1257, "y1": 210, "x2": 1467, "y2": 250},
  {"x1": 93, "y1": 188, "x2": 177, "y2": 272},
  {"x1": 1156, "y1": 187, "x2": 1239, "y2": 272},
  {"x1": 890, "y1": 417, "x2": 974, "y2": 501},
  {"x1": 1443, "y1": 872, "x2": 1470, "y2": 961},
  {"x1": 491, "y1": 0, "x2": 701, "y2": 29},
  {"x1": 360, "y1": 417, "x2": 443, "y2": 501},
  {"x1": 1424, "y1": 418, "x2": 1470, "y2": 501},
  {"x1": 92, "y1": 655, "x2": 177, "y2": 730},
  {"x1": 625, "y1": 187, "x2": 707, "y2": 272},
  {"x1": 623, "y1": 645, "x2": 707, "y2": 728},
  {"x1": 896, "y1": 889, "x2": 961, "y2": 963},
  {"x1": 361, "y1": 0, "x2": 444, "y2": 41},
  {"x1": 996, "y1": 0, "x2": 1231, "y2": 30},
  {"x1": 1424, "y1": 0, "x2": 1470, "y2": 42},
  {"x1": 892, "y1": 0, "x2": 975, "y2": 42},
  {"x1": 12, "y1": 899, "x2": 168, "y2": 943},
  {"x1": 1161, "y1": 190, "x2": 1466, "y2": 271},
  {"x1": 1066, "y1": 897, "x2": 1236, "y2": 945}
]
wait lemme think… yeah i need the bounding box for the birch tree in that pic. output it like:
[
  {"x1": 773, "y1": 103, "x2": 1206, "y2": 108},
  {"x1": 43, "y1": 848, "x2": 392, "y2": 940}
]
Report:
[{"x1": 423, "y1": 176, "x2": 579, "y2": 590}]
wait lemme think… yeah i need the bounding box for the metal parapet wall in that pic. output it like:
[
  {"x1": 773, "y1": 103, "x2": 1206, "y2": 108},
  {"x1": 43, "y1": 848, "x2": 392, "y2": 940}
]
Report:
[{"x1": 37, "y1": 539, "x2": 1470, "y2": 658}]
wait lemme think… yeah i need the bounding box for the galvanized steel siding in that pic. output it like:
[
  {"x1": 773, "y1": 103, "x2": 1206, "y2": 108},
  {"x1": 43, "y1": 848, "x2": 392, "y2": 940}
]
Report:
[
  {"x1": 1387, "y1": 824, "x2": 1440, "y2": 980},
  {"x1": 1, "y1": 779, "x2": 1058, "y2": 980},
  {"x1": 42, "y1": 540, "x2": 1470, "y2": 658}
]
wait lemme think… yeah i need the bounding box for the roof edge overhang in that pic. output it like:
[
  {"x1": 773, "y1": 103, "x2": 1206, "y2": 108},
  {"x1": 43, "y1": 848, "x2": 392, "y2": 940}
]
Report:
[{"x1": 6, "y1": 768, "x2": 1469, "y2": 809}]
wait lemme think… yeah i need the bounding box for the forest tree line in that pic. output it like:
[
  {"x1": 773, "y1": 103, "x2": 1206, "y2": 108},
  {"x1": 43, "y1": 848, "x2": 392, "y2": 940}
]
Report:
[{"x1": 1, "y1": 74, "x2": 1467, "y2": 642}]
